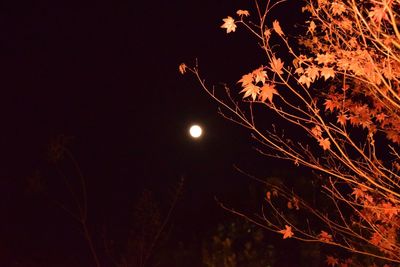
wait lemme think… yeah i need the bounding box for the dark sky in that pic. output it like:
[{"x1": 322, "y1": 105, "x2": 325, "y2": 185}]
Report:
[{"x1": 0, "y1": 0, "x2": 303, "y2": 265}]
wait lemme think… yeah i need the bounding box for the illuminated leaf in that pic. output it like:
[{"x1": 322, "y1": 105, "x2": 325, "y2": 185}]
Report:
[
  {"x1": 305, "y1": 66, "x2": 319, "y2": 81},
  {"x1": 264, "y1": 28, "x2": 271, "y2": 40},
  {"x1": 311, "y1": 125, "x2": 322, "y2": 138},
  {"x1": 240, "y1": 84, "x2": 260, "y2": 101},
  {"x1": 337, "y1": 113, "x2": 348, "y2": 126},
  {"x1": 326, "y1": 256, "x2": 339, "y2": 266},
  {"x1": 319, "y1": 138, "x2": 331, "y2": 150},
  {"x1": 252, "y1": 67, "x2": 267, "y2": 84},
  {"x1": 221, "y1": 16, "x2": 237, "y2": 33},
  {"x1": 307, "y1": 21, "x2": 316, "y2": 35},
  {"x1": 236, "y1": 9, "x2": 250, "y2": 17},
  {"x1": 279, "y1": 225, "x2": 294, "y2": 239},
  {"x1": 369, "y1": 6, "x2": 389, "y2": 23},
  {"x1": 318, "y1": 231, "x2": 333, "y2": 242},
  {"x1": 330, "y1": 2, "x2": 346, "y2": 16},
  {"x1": 298, "y1": 75, "x2": 311, "y2": 88},
  {"x1": 270, "y1": 57, "x2": 284, "y2": 75},
  {"x1": 259, "y1": 83, "x2": 278, "y2": 102},
  {"x1": 238, "y1": 73, "x2": 253, "y2": 87},
  {"x1": 178, "y1": 63, "x2": 187, "y2": 74},
  {"x1": 315, "y1": 53, "x2": 335, "y2": 65},
  {"x1": 381, "y1": 202, "x2": 398, "y2": 219},
  {"x1": 324, "y1": 99, "x2": 339, "y2": 112},
  {"x1": 272, "y1": 20, "x2": 284, "y2": 36},
  {"x1": 321, "y1": 67, "x2": 335, "y2": 80}
]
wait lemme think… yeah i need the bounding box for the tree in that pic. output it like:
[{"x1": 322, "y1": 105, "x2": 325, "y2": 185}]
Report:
[{"x1": 181, "y1": 0, "x2": 400, "y2": 265}]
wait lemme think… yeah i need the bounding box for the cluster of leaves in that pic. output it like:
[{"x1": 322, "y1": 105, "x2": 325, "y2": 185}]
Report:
[{"x1": 182, "y1": 0, "x2": 400, "y2": 265}]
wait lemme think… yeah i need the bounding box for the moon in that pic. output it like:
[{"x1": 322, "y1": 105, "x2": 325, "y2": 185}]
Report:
[{"x1": 189, "y1": 125, "x2": 203, "y2": 138}]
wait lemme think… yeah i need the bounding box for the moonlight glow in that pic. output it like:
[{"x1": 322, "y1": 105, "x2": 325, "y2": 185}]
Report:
[{"x1": 189, "y1": 125, "x2": 202, "y2": 138}]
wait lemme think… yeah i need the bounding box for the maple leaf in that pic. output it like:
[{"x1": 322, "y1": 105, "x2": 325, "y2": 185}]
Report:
[
  {"x1": 326, "y1": 256, "x2": 339, "y2": 267},
  {"x1": 178, "y1": 63, "x2": 187, "y2": 74},
  {"x1": 311, "y1": 125, "x2": 322, "y2": 138},
  {"x1": 259, "y1": 83, "x2": 278, "y2": 102},
  {"x1": 221, "y1": 16, "x2": 237, "y2": 33},
  {"x1": 321, "y1": 67, "x2": 335, "y2": 80},
  {"x1": 375, "y1": 113, "x2": 386, "y2": 122},
  {"x1": 330, "y1": 2, "x2": 346, "y2": 16},
  {"x1": 351, "y1": 187, "x2": 365, "y2": 201},
  {"x1": 272, "y1": 20, "x2": 284, "y2": 36},
  {"x1": 337, "y1": 113, "x2": 348, "y2": 126},
  {"x1": 236, "y1": 9, "x2": 250, "y2": 17},
  {"x1": 364, "y1": 194, "x2": 374, "y2": 204},
  {"x1": 339, "y1": 18, "x2": 353, "y2": 32},
  {"x1": 349, "y1": 115, "x2": 360, "y2": 126},
  {"x1": 370, "y1": 232, "x2": 382, "y2": 246},
  {"x1": 240, "y1": 84, "x2": 259, "y2": 101},
  {"x1": 381, "y1": 202, "x2": 398, "y2": 219},
  {"x1": 307, "y1": 20, "x2": 316, "y2": 35},
  {"x1": 305, "y1": 66, "x2": 319, "y2": 81},
  {"x1": 238, "y1": 73, "x2": 253, "y2": 87},
  {"x1": 270, "y1": 57, "x2": 284, "y2": 75},
  {"x1": 319, "y1": 138, "x2": 331, "y2": 150},
  {"x1": 298, "y1": 75, "x2": 311, "y2": 88},
  {"x1": 279, "y1": 225, "x2": 294, "y2": 239},
  {"x1": 369, "y1": 6, "x2": 389, "y2": 23},
  {"x1": 316, "y1": 53, "x2": 335, "y2": 65},
  {"x1": 294, "y1": 67, "x2": 304, "y2": 75},
  {"x1": 264, "y1": 29, "x2": 271, "y2": 41},
  {"x1": 324, "y1": 99, "x2": 339, "y2": 112},
  {"x1": 252, "y1": 67, "x2": 267, "y2": 84},
  {"x1": 318, "y1": 231, "x2": 333, "y2": 242}
]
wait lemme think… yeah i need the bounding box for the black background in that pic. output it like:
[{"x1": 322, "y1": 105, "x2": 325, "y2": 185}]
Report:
[{"x1": 0, "y1": 0, "x2": 304, "y2": 265}]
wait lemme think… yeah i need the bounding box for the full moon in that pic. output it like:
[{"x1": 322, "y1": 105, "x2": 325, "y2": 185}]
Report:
[{"x1": 189, "y1": 125, "x2": 202, "y2": 138}]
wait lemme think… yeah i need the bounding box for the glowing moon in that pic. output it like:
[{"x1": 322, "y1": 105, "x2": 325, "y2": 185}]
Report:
[{"x1": 189, "y1": 125, "x2": 202, "y2": 138}]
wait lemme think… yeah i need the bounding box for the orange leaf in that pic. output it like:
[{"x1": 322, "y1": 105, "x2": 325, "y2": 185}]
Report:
[
  {"x1": 370, "y1": 232, "x2": 382, "y2": 246},
  {"x1": 307, "y1": 21, "x2": 316, "y2": 35},
  {"x1": 221, "y1": 16, "x2": 237, "y2": 33},
  {"x1": 270, "y1": 57, "x2": 284, "y2": 75},
  {"x1": 316, "y1": 53, "x2": 335, "y2": 65},
  {"x1": 326, "y1": 255, "x2": 339, "y2": 267},
  {"x1": 351, "y1": 187, "x2": 364, "y2": 201},
  {"x1": 252, "y1": 67, "x2": 267, "y2": 84},
  {"x1": 305, "y1": 66, "x2": 319, "y2": 81},
  {"x1": 319, "y1": 138, "x2": 331, "y2": 150},
  {"x1": 259, "y1": 83, "x2": 278, "y2": 102},
  {"x1": 272, "y1": 20, "x2": 284, "y2": 36},
  {"x1": 369, "y1": 6, "x2": 389, "y2": 23},
  {"x1": 240, "y1": 84, "x2": 260, "y2": 101},
  {"x1": 298, "y1": 75, "x2": 311, "y2": 88},
  {"x1": 279, "y1": 225, "x2": 294, "y2": 239},
  {"x1": 330, "y1": 2, "x2": 346, "y2": 16},
  {"x1": 311, "y1": 125, "x2": 322, "y2": 138},
  {"x1": 236, "y1": 9, "x2": 250, "y2": 17},
  {"x1": 337, "y1": 114, "x2": 347, "y2": 126},
  {"x1": 321, "y1": 67, "x2": 335, "y2": 80},
  {"x1": 178, "y1": 63, "x2": 187, "y2": 74},
  {"x1": 238, "y1": 73, "x2": 253, "y2": 87},
  {"x1": 381, "y1": 202, "x2": 398, "y2": 219},
  {"x1": 318, "y1": 231, "x2": 333, "y2": 242},
  {"x1": 324, "y1": 99, "x2": 339, "y2": 112}
]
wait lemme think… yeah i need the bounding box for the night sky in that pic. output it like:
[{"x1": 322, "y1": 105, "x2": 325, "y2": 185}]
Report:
[{"x1": 0, "y1": 0, "x2": 304, "y2": 265}]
